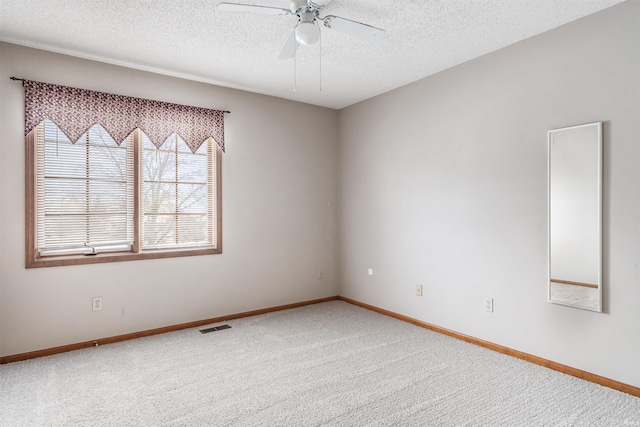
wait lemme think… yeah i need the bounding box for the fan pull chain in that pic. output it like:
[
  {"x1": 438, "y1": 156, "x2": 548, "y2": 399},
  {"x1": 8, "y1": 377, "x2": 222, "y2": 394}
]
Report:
[
  {"x1": 293, "y1": 42, "x2": 297, "y2": 92},
  {"x1": 319, "y1": 21, "x2": 322, "y2": 92}
]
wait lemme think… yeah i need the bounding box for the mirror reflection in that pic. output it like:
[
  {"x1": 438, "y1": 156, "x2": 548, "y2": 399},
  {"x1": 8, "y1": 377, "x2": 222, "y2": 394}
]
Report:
[{"x1": 548, "y1": 122, "x2": 602, "y2": 312}]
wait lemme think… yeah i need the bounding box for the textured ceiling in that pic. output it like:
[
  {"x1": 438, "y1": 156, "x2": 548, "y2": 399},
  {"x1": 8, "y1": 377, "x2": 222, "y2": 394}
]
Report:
[{"x1": 0, "y1": 0, "x2": 625, "y2": 109}]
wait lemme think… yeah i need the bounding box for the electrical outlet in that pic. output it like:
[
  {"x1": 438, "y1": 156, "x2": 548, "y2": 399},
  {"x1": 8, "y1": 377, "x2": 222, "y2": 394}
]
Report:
[
  {"x1": 484, "y1": 297, "x2": 494, "y2": 313},
  {"x1": 416, "y1": 284, "x2": 423, "y2": 297},
  {"x1": 368, "y1": 268, "x2": 373, "y2": 276},
  {"x1": 92, "y1": 297, "x2": 103, "y2": 312},
  {"x1": 317, "y1": 268, "x2": 324, "y2": 280}
]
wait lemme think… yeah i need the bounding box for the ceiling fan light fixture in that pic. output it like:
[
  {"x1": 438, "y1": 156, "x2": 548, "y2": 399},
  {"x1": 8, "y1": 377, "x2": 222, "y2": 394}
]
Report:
[{"x1": 295, "y1": 21, "x2": 320, "y2": 45}]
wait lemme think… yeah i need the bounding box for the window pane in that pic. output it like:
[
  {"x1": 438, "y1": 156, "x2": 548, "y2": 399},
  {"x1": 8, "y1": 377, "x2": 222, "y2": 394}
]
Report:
[
  {"x1": 177, "y1": 153, "x2": 207, "y2": 182},
  {"x1": 43, "y1": 214, "x2": 90, "y2": 247},
  {"x1": 143, "y1": 148, "x2": 176, "y2": 182},
  {"x1": 43, "y1": 179, "x2": 87, "y2": 214},
  {"x1": 44, "y1": 141, "x2": 85, "y2": 179},
  {"x1": 143, "y1": 182, "x2": 177, "y2": 214},
  {"x1": 143, "y1": 215, "x2": 176, "y2": 247},
  {"x1": 88, "y1": 181, "x2": 129, "y2": 213},
  {"x1": 177, "y1": 183, "x2": 207, "y2": 214},
  {"x1": 178, "y1": 215, "x2": 209, "y2": 244},
  {"x1": 141, "y1": 134, "x2": 214, "y2": 249},
  {"x1": 37, "y1": 121, "x2": 134, "y2": 253}
]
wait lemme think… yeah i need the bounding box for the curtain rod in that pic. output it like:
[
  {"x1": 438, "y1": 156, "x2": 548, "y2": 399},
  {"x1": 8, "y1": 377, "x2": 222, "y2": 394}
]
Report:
[{"x1": 9, "y1": 77, "x2": 230, "y2": 114}]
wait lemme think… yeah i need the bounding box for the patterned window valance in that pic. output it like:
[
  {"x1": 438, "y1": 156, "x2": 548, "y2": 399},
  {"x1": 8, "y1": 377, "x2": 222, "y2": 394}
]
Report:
[{"x1": 23, "y1": 80, "x2": 226, "y2": 152}]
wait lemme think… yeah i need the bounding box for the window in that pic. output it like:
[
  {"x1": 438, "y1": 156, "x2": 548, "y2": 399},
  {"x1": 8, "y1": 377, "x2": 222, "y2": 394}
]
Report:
[
  {"x1": 141, "y1": 133, "x2": 217, "y2": 250},
  {"x1": 35, "y1": 120, "x2": 135, "y2": 256},
  {"x1": 26, "y1": 121, "x2": 222, "y2": 268}
]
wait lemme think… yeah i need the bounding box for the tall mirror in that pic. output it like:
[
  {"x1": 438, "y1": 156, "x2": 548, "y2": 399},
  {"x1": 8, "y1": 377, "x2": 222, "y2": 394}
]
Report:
[{"x1": 548, "y1": 122, "x2": 602, "y2": 312}]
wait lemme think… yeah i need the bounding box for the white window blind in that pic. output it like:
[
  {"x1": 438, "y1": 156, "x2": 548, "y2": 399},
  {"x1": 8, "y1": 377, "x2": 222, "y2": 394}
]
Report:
[
  {"x1": 36, "y1": 120, "x2": 134, "y2": 256},
  {"x1": 141, "y1": 133, "x2": 215, "y2": 250}
]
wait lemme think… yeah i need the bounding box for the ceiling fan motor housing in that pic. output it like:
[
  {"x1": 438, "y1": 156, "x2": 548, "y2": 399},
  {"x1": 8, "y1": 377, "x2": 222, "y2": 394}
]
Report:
[{"x1": 290, "y1": 0, "x2": 309, "y2": 13}]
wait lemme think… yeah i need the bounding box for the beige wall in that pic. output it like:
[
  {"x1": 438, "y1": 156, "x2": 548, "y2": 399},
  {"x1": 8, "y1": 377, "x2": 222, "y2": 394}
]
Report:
[
  {"x1": 0, "y1": 42, "x2": 339, "y2": 357},
  {"x1": 338, "y1": 1, "x2": 640, "y2": 387}
]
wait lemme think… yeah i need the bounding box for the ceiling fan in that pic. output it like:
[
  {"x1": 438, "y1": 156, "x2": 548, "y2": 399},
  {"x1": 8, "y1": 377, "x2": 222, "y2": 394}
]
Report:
[{"x1": 217, "y1": 0, "x2": 386, "y2": 59}]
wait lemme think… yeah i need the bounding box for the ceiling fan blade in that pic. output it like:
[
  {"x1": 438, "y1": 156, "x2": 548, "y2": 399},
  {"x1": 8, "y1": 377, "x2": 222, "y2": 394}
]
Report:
[
  {"x1": 308, "y1": 0, "x2": 333, "y2": 8},
  {"x1": 322, "y1": 15, "x2": 385, "y2": 43},
  {"x1": 278, "y1": 29, "x2": 299, "y2": 59},
  {"x1": 217, "y1": 2, "x2": 291, "y2": 16}
]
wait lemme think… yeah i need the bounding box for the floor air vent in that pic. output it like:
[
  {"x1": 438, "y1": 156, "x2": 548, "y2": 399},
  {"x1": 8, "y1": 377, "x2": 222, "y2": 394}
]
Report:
[{"x1": 200, "y1": 324, "x2": 232, "y2": 334}]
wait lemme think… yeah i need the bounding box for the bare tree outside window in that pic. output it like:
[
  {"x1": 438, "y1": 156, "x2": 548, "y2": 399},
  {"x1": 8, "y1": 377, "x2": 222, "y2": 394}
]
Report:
[{"x1": 142, "y1": 133, "x2": 213, "y2": 249}]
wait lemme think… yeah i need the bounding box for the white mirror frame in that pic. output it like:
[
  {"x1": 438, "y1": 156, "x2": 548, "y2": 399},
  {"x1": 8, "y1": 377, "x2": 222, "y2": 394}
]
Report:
[{"x1": 547, "y1": 122, "x2": 602, "y2": 312}]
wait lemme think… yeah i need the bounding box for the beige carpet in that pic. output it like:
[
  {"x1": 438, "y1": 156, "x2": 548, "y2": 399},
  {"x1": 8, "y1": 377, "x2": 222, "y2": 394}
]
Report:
[
  {"x1": 549, "y1": 282, "x2": 599, "y2": 311},
  {"x1": 1, "y1": 301, "x2": 638, "y2": 426}
]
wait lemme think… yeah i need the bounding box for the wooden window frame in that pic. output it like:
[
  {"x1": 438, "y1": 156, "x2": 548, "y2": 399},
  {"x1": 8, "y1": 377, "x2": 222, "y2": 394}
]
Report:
[{"x1": 25, "y1": 128, "x2": 222, "y2": 268}]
